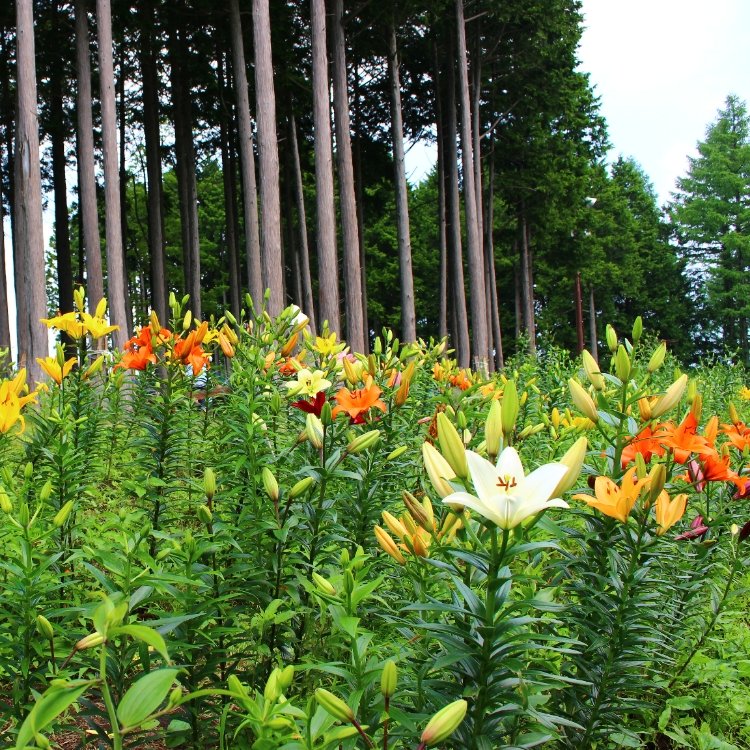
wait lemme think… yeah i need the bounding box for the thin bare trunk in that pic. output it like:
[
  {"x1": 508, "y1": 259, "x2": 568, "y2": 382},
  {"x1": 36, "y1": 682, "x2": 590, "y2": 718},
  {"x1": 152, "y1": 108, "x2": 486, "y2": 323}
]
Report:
[
  {"x1": 352, "y1": 62, "x2": 368, "y2": 352},
  {"x1": 434, "y1": 56, "x2": 448, "y2": 340},
  {"x1": 311, "y1": 0, "x2": 339, "y2": 333},
  {"x1": 387, "y1": 23, "x2": 416, "y2": 343},
  {"x1": 485, "y1": 141, "x2": 502, "y2": 369},
  {"x1": 588, "y1": 286, "x2": 598, "y2": 362},
  {"x1": 0, "y1": 195, "x2": 10, "y2": 350},
  {"x1": 289, "y1": 112, "x2": 316, "y2": 331},
  {"x1": 228, "y1": 0, "x2": 262, "y2": 309},
  {"x1": 75, "y1": 0, "x2": 104, "y2": 313},
  {"x1": 139, "y1": 0, "x2": 167, "y2": 323},
  {"x1": 15, "y1": 0, "x2": 48, "y2": 378},
  {"x1": 455, "y1": 0, "x2": 487, "y2": 371},
  {"x1": 97, "y1": 0, "x2": 129, "y2": 347},
  {"x1": 519, "y1": 212, "x2": 535, "y2": 354},
  {"x1": 444, "y1": 42, "x2": 470, "y2": 367},
  {"x1": 331, "y1": 0, "x2": 365, "y2": 350},
  {"x1": 252, "y1": 0, "x2": 283, "y2": 314}
]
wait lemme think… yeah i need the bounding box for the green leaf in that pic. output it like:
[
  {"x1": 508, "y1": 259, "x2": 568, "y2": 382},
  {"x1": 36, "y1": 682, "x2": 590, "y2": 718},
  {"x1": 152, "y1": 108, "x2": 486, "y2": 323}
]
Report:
[
  {"x1": 117, "y1": 669, "x2": 180, "y2": 728},
  {"x1": 16, "y1": 680, "x2": 92, "y2": 749},
  {"x1": 111, "y1": 624, "x2": 171, "y2": 663}
]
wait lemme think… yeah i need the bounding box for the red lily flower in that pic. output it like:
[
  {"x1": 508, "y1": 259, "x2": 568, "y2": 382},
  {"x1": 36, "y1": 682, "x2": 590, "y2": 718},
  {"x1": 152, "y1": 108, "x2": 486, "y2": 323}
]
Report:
[{"x1": 292, "y1": 391, "x2": 327, "y2": 417}]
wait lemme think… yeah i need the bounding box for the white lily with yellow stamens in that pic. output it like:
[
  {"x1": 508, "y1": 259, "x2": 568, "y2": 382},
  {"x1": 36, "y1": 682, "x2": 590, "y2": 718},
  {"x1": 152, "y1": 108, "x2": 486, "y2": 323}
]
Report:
[{"x1": 443, "y1": 447, "x2": 569, "y2": 530}]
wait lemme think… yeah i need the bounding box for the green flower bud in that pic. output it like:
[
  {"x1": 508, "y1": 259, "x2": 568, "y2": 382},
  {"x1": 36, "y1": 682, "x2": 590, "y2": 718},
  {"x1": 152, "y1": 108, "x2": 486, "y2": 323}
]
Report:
[
  {"x1": 380, "y1": 660, "x2": 397, "y2": 699},
  {"x1": 500, "y1": 380, "x2": 519, "y2": 438},
  {"x1": 346, "y1": 429, "x2": 381, "y2": 455},
  {"x1": 420, "y1": 699, "x2": 468, "y2": 746},
  {"x1": 289, "y1": 476, "x2": 315, "y2": 499},
  {"x1": 39, "y1": 480, "x2": 53, "y2": 504},
  {"x1": 631, "y1": 316, "x2": 643, "y2": 344},
  {"x1": 343, "y1": 570, "x2": 355, "y2": 595},
  {"x1": 264, "y1": 669, "x2": 281, "y2": 702},
  {"x1": 581, "y1": 349, "x2": 605, "y2": 391},
  {"x1": 278, "y1": 665, "x2": 294, "y2": 692},
  {"x1": 647, "y1": 342, "x2": 667, "y2": 373},
  {"x1": 320, "y1": 401, "x2": 333, "y2": 426},
  {"x1": 36, "y1": 615, "x2": 54, "y2": 641},
  {"x1": 312, "y1": 572, "x2": 336, "y2": 596},
  {"x1": 605, "y1": 324, "x2": 618, "y2": 353},
  {"x1": 315, "y1": 688, "x2": 355, "y2": 723},
  {"x1": 615, "y1": 345, "x2": 631, "y2": 382},
  {"x1": 25, "y1": 462, "x2": 34, "y2": 480},
  {"x1": 53, "y1": 500, "x2": 74, "y2": 528},
  {"x1": 0, "y1": 490, "x2": 11, "y2": 514},
  {"x1": 305, "y1": 413, "x2": 324, "y2": 449},
  {"x1": 203, "y1": 468, "x2": 217, "y2": 501},
  {"x1": 386, "y1": 445, "x2": 408, "y2": 462},
  {"x1": 485, "y1": 399, "x2": 502, "y2": 461},
  {"x1": 18, "y1": 501, "x2": 30, "y2": 528},
  {"x1": 228, "y1": 674, "x2": 249, "y2": 698},
  {"x1": 436, "y1": 413, "x2": 468, "y2": 480},
  {"x1": 262, "y1": 467, "x2": 280, "y2": 502},
  {"x1": 197, "y1": 505, "x2": 213, "y2": 525}
]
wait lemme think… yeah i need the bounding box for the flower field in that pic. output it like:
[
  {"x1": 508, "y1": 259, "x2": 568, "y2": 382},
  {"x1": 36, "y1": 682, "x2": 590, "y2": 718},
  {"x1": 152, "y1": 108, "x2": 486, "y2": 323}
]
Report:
[{"x1": 1, "y1": 296, "x2": 749, "y2": 749}]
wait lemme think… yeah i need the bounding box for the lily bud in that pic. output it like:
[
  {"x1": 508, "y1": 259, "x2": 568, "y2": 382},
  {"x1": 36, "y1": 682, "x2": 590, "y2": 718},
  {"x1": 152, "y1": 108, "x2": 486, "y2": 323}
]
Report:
[
  {"x1": 420, "y1": 699, "x2": 468, "y2": 747},
  {"x1": 347, "y1": 429, "x2": 381, "y2": 455},
  {"x1": 615, "y1": 345, "x2": 631, "y2": 382},
  {"x1": 552, "y1": 436, "x2": 587, "y2": 497},
  {"x1": 690, "y1": 393, "x2": 702, "y2": 421},
  {"x1": 0, "y1": 490, "x2": 11, "y2": 513},
  {"x1": 289, "y1": 476, "x2": 315, "y2": 498},
  {"x1": 197, "y1": 505, "x2": 213, "y2": 525},
  {"x1": 305, "y1": 413, "x2": 324, "y2": 449},
  {"x1": 380, "y1": 660, "x2": 397, "y2": 699},
  {"x1": 402, "y1": 491, "x2": 431, "y2": 530},
  {"x1": 83, "y1": 355, "x2": 105, "y2": 380},
  {"x1": 264, "y1": 669, "x2": 281, "y2": 702},
  {"x1": 320, "y1": 401, "x2": 333, "y2": 426},
  {"x1": 76, "y1": 632, "x2": 106, "y2": 651},
  {"x1": 374, "y1": 525, "x2": 406, "y2": 564},
  {"x1": 280, "y1": 333, "x2": 298, "y2": 358},
  {"x1": 312, "y1": 572, "x2": 337, "y2": 596},
  {"x1": 342, "y1": 357, "x2": 360, "y2": 385},
  {"x1": 315, "y1": 688, "x2": 355, "y2": 723},
  {"x1": 729, "y1": 401, "x2": 740, "y2": 425},
  {"x1": 437, "y1": 413, "x2": 468, "y2": 480},
  {"x1": 582, "y1": 350, "x2": 605, "y2": 391},
  {"x1": 279, "y1": 665, "x2": 294, "y2": 692},
  {"x1": 638, "y1": 397, "x2": 653, "y2": 421},
  {"x1": 218, "y1": 332, "x2": 235, "y2": 358},
  {"x1": 182, "y1": 311, "x2": 192, "y2": 331},
  {"x1": 647, "y1": 342, "x2": 667, "y2": 373},
  {"x1": 485, "y1": 399, "x2": 503, "y2": 461},
  {"x1": 382, "y1": 510, "x2": 408, "y2": 540},
  {"x1": 262, "y1": 467, "x2": 279, "y2": 502},
  {"x1": 36, "y1": 615, "x2": 54, "y2": 641},
  {"x1": 605, "y1": 324, "x2": 618, "y2": 353},
  {"x1": 53, "y1": 500, "x2": 74, "y2": 528},
  {"x1": 228, "y1": 674, "x2": 249, "y2": 698},
  {"x1": 631, "y1": 316, "x2": 643, "y2": 344},
  {"x1": 650, "y1": 374, "x2": 688, "y2": 419},
  {"x1": 648, "y1": 463, "x2": 667, "y2": 504},
  {"x1": 422, "y1": 442, "x2": 457, "y2": 498},
  {"x1": 568, "y1": 379, "x2": 599, "y2": 423},
  {"x1": 501, "y1": 380, "x2": 519, "y2": 439},
  {"x1": 203, "y1": 468, "x2": 217, "y2": 501},
  {"x1": 39, "y1": 480, "x2": 53, "y2": 504},
  {"x1": 386, "y1": 445, "x2": 408, "y2": 462}
]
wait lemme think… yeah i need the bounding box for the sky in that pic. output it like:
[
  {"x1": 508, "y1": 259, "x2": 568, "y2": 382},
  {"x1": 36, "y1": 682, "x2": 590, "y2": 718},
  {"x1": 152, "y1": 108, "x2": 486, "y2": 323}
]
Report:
[{"x1": 577, "y1": 0, "x2": 750, "y2": 205}]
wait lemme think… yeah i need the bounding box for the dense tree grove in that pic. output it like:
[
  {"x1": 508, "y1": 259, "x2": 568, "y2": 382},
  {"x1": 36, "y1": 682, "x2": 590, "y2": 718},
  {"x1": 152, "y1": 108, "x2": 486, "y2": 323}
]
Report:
[{"x1": 0, "y1": 1, "x2": 742, "y2": 373}]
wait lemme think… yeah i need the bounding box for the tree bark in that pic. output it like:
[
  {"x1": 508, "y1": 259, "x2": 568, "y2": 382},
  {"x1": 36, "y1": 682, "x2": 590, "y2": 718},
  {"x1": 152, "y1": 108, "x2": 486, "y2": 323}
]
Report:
[
  {"x1": 139, "y1": 0, "x2": 167, "y2": 324},
  {"x1": 443, "y1": 41, "x2": 470, "y2": 367},
  {"x1": 228, "y1": 0, "x2": 262, "y2": 310},
  {"x1": 331, "y1": 0, "x2": 365, "y2": 351},
  {"x1": 588, "y1": 286, "x2": 598, "y2": 362},
  {"x1": 15, "y1": 0, "x2": 49, "y2": 379},
  {"x1": 252, "y1": 0, "x2": 284, "y2": 315},
  {"x1": 311, "y1": 0, "x2": 340, "y2": 335},
  {"x1": 0, "y1": 195, "x2": 10, "y2": 351},
  {"x1": 96, "y1": 0, "x2": 129, "y2": 347},
  {"x1": 519, "y1": 211, "x2": 536, "y2": 354},
  {"x1": 485, "y1": 139, "x2": 503, "y2": 369},
  {"x1": 352, "y1": 62, "x2": 368, "y2": 352},
  {"x1": 387, "y1": 23, "x2": 416, "y2": 344},
  {"x1": 74, "y1": 0, "x2": 104, "y2": 315},
  {"x1": 455, "y1": 0, "x2": 487, "y2": 371},
  {"x1": 289, "y1": 111, "x2": 316, "y2": 331},
  {"x1": 434, "y1": 55, "x2": 448, "y2": 341}
]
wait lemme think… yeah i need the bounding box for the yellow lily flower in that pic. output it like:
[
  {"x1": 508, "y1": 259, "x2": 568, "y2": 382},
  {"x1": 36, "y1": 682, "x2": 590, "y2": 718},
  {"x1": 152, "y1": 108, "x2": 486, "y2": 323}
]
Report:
[
  {"x1": 285, "y1": 368, "x2": 332, "y2": 398},
  {"x1": 80, "y1": 312, "x2": 119, "y2": 339},
  {"x1": 37, "y1": 356, "x2": 77, "y2": 385},
  {"x1": 573, "y1": 467, "x2": 650, "y2": 523},
  {"x1": 40, "y1": 311, "x2": 86, "y2": 339},
  {"x1": 654, "y1": 491, "x2": 688, "y2": 535}
]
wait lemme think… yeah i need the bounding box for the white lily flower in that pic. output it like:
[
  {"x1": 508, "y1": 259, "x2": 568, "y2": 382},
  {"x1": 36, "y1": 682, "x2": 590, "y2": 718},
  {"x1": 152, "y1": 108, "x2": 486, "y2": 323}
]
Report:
[{"x1": 444, "y1": 447, "x2": 569, "y2": 529}]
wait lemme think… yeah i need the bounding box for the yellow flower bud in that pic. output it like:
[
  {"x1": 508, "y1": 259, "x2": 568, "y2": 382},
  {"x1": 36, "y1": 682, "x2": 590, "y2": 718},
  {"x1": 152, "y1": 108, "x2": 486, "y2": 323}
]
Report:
[
  {"x1": 197, "y1": 505, "x2": 213, "y2": 525},
  {"x1": 422, "y1": 442, "x2": 456, "y2": 498},
  {"x1": 0, "y1": 490, "x2": 11, "y2": 514},
  {"x1": 650, "y1": 374, "x2": 688, "y2": 419},
  {"x1": 568, "y1": 379, "x2": 599, "y2": 423},
  {"x1": 386, "y1": 445, "x2": 408, "y2": 462},
  {"x1": 437, "y1": 413, "x2": 468, "y2": 480},
  {"x1": 312, "y1": 572, "x2": 337, "y2": 596},
  {"x1": 729, "y1": 401, "x2": 740, "y2": 425},
  {"x1": 402, "y1": 491, "x2": 432, "y2": 531},
  {"x1": 182, "y1": 311, "x2": 192, "y2": 331},
  {"x1": 637, "y1": 397, "x2": 653, "y2": 421},
  {"x1": 581, "y1": 349, "x2": 605, "y2": 391},
  {"x1": 76, "y1": 632, "x2": 107, "y2": 651},
  {"x1": 552, "y1": 436, "x2": 587, "y2": 497},
  {"x1": 374, "y1": 525, "x2": 406, "y2": 564}
]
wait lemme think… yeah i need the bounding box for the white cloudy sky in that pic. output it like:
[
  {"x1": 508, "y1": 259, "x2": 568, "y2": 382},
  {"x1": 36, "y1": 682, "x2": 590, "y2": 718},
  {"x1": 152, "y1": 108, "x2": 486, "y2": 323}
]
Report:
[{"x1": 577, "y1": 0, "x2": 750, "y2": 205}]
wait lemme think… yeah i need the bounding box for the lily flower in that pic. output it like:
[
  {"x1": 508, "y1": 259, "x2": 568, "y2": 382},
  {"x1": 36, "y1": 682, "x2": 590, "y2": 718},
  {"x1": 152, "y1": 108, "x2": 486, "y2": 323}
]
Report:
[
  {"x1": 292, "y1": 391, "x2": 327, "y2": 417},
  {"x1": 573, "y1": 467, "x2": 650, "y2": 523},
  {"x1": 36, "y1": 356, "x2": 77, "y2": 385},
  {"x1": 285, "y1": 368, "x2": 332, "y2": 398},
  {"x1": 442, "y1": 447, "x2": 568, "y2": 530},
  {"x1": 332, "y1": 381, "x2": 387, "y2": 424},
  {"x1": 654, "y1": 491, "x2": 688, "y2": 535}
]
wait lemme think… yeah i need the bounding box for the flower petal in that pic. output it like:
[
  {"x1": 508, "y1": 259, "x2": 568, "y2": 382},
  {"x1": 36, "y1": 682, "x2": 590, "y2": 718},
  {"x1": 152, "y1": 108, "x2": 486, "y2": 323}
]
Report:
[
  {"x1": 519, "y1": 463, "x2": 568, "y2": 504},
  {"x1": 495, "y1": 446, "x2": 525, "y2": 482},
  {"x1": 466, "y1": 450, "x2": 502, "y2": 501}
]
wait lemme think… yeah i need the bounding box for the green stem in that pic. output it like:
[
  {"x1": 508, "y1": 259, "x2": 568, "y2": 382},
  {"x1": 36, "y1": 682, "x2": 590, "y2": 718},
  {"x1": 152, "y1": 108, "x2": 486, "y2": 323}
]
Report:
[{"x1": 99, "y1": 643, "x2": 122, "y2": 750}]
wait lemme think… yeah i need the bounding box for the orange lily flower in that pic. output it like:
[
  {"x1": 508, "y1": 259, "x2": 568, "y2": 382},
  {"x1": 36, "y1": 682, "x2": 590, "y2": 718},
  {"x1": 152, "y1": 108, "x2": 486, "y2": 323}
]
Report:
[
  {"x1": 620, "y1": 426, "x2": 666, "y2": 467},
  {"x1": 719, "y1": 419, "x2": 750, "y2": 453},
  {"x1": 332, "y1": 382, "x2": 387, "y2": 424},
  {"x1": 573, "y1": 467, "x2": 650, "y2": 523},
  {"x1": 654, "y1": 491, "x2": 688, "y2": 535},
  {"x1": 656, "y1": 413, "x2": 713, "y2": 464},
  {"x1": 117, "y1": 327, "x2": 158, "y2": 371},
  {"x1": 173, "y1": 336, "x2": 210, "y2": 374},
  {"x1": 699, "y1": 450, "x2": 745, "y2": 491}
]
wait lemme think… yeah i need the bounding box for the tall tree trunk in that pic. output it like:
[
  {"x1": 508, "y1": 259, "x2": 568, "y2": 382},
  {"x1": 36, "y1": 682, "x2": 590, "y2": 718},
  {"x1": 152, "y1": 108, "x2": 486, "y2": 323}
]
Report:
[
  {"x1": 139, "y1": 0, "x2": 167, "y2": 324},
  {"x1": 15, "y1": 0, "x2": 48, "y2": 379},
  {"x1": 352, "y1": 62, "x2": 368, "y2": 352},
  {"x1": 0, "y1": 195, "x2": 10, "y2": 350},
  {"x1": 485, "y1": 139, "x2": 503, "y2": 369},
  {"x1": 434, "y1": 54, "x2": 448, "y2": 341},
  {"x1": 289, "y1": 111, "x2": 316, "y2": 331},
  {"x1": 519, "y1": 211, "x2": 536, "y2": 354},
  {"x1": 252, "y1": 0, "x2": 283, "y2": 315},
  {"x1": 97, "y1": 0, "x2": 129, "y2": 347},
  {"x1": 169, "y1": 27, "x2": 201, "y2": 319},
  {"x1": 387, "y1": 23, "x2": 416, "y2": 344},
  {"x1": 331, "y1": 0, "x2": 365, "y2": 350},
  {"x1": 228, "y1": 0, "x2": 262, "y2": 309},
  {"x1": 588, "y1": 286, "x2": 598, "y2": 362},
  {"x1": 51, "y1": 69, "x2": 74, "y2": 318},
  {"x1": 217, "y1": 52, "x2": 241, "y2": 318},
  {"x1": 74, "y1": 0, "x2": 104, "y2": 313},
  {"x1": 443, "y1": 41, "x2": 470, "y2": 367},
  {"x1": 311, "y1": 0, "x2": 339, "y2": 335},
  {"x1": 455, "y1": 0, "x2": 487, "y2": 371}
]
